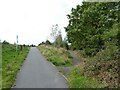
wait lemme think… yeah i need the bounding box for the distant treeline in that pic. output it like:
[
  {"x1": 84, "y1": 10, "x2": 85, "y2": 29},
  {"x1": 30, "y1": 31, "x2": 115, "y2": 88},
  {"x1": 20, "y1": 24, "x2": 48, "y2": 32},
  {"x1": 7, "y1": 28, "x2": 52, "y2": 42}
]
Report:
[{"x1": 2, "y1": 40, "x2": 36, "y2": 47}]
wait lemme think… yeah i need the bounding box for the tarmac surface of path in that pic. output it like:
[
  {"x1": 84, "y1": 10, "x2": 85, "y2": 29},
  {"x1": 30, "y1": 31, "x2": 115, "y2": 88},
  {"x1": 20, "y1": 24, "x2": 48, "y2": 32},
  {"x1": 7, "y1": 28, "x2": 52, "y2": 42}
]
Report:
[
  {"x1": 13, "y1": 47, "x2": 68, "y2": 88},
  {"x1": 62, "y1": 50, "x2": 80, "y2": 75},
  {"x1": 68, "y1": 50, "x2": 80, "y2": 65}
]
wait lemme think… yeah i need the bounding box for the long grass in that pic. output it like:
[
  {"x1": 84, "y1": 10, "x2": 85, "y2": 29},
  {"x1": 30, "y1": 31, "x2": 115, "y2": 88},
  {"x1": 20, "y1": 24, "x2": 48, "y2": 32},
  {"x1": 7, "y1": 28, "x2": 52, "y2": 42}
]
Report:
[
  {"x1": 67, "y1": 65, "x2": 106, "y2": 88},
  {"x1": 38, "y1": 45, "x2": 72, "y2": 67},
  {"x1": 69, "y1": 41, "x2": 119, "y2": 88},
  {"x1": 2, "y1": 43, "x2": 30, "y2": 89}
]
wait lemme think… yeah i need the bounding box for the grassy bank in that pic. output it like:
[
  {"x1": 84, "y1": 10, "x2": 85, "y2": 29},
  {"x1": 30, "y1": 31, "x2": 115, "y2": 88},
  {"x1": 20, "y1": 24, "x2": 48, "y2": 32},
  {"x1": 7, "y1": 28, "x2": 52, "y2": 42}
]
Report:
[
  {"x1": 68, "y1": 41, "x2": 119, "y2": 88},
  {"x1": 38, "y1": 43, "x2": 119, "y2": 88},
  {"x1": 38, "y1": 45, "x2": 72, "y2": 67},
  {"x1": 2, "y1": 43, "x2": 30, "y2": 88},
  {"x1": 38, "y1": 45, "x2": 105, "y2": 88},
  {"x1": 67, "y1": 65, "x2": 106, "y2": 88}
]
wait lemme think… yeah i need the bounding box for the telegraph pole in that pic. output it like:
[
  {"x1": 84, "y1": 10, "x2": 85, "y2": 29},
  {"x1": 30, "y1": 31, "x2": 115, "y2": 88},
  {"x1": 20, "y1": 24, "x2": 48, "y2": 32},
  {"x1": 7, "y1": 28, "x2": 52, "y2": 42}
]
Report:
[{"x1": 16, "y1": 35, "x2": 18, "y2": 53}]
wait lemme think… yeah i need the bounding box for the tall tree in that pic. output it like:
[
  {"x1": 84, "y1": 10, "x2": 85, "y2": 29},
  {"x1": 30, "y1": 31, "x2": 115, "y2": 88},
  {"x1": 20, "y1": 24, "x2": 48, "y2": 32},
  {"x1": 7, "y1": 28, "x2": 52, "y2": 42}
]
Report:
[
  {"x1": 65, "y1": 1, "x2": 120, "y2": 56},
  {"x1": 50, "y1": 24, "x2": 59, "y2": 47},
  {"x1": 54, "y1": 30, "x2": 63, "y2": 47}
]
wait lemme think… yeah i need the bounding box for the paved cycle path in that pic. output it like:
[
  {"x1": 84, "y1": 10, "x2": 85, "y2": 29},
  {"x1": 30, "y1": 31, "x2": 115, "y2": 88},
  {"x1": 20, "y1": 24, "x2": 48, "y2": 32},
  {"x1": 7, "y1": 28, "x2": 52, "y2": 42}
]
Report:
[{"x1": 13, "y1": 47, "x2": 68, "y2": 88}]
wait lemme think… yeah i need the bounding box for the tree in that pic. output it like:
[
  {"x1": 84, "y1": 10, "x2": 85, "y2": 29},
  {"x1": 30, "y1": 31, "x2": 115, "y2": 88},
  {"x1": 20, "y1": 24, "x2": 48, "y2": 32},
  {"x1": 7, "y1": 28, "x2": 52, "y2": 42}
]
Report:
[
  {"x1": 38, "y1": 42, "x2": 45, "y2": 46},
  {"x1": 54, "y1": 30, "x2": 63, "y2": 47},
  {"x1": 62, "y1": 37, "x2": 69, "y2": 50},
  {"x1": 50, "y1": 24, "x2": 58, "y2": 46},
  {"x1": 2, "y1": 40, "x2": 9, "y2": 44},
  {"x1": 45, "y1": 40, "x2": 51, "y2": 45},
  {"x1": 65, "y1": 2, "x2": 120, "y2": 56},
  {"x1": 50, "y1": 24, "x2": 63, "y2": 47}
]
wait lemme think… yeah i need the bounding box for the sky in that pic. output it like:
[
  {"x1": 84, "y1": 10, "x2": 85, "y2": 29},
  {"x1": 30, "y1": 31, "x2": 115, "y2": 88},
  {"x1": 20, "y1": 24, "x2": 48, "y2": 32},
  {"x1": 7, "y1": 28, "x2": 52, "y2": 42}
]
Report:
[{"x1": 0, "y1": 0, "x2": 83, "y2": 45}]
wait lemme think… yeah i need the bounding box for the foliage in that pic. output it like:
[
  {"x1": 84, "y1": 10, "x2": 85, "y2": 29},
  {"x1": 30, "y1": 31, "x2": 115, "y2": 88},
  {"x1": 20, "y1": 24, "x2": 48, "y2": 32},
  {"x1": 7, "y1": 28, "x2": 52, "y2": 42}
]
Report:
[
  {"x1": 38, "y1": 40, "x2": 52, "y2": 46},
  {"x1": 65, "y1": 1, "x2": 119, "y2": 88},
  {"x1": 84, "y1": 41, "x2": 119, "y2": 88},
  {"x1": 38, "y1": 41, "x2": 46, "y2": 46},
  {"x1": 71, "y1": 41, "x2": 119, "y2": 88},
  {"x1": 50, "y1": 24, "x2": 67, "y2": 48},
  {"x1": 65, "y1": 2, "x2": 120, "y2": 56},
  {"x1": 54, "y1": 33, "x2": 63, "y2": 48},
  {"x1": 62, "y1": 38, "x2": 69, "y2": 50},
  {"x1": 30, "y1": 44, "x2": 36, "y2": 47},
  {"x1": 50, "y1": 24, "x2": 59, "y2": 46},
  {"x1": 2, "y1": 43, "x2": 29, "y2": 88},
  {"x1": 45, "y1": 40, "x2": 52, "y2": 45},
  {"x1": 2, "y1": 41, "x2": 9, "y2": 45}
]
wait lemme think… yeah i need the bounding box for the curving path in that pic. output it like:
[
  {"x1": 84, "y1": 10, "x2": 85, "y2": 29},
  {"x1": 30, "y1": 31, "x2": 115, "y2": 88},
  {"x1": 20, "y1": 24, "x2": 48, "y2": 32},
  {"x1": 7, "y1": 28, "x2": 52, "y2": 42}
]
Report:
[
  {"x1": 13, "y1": 47, "x2": 68, "y2": 88},
  {"x1": 62, "y1": 50, "x2": 80, "y2": 75}
]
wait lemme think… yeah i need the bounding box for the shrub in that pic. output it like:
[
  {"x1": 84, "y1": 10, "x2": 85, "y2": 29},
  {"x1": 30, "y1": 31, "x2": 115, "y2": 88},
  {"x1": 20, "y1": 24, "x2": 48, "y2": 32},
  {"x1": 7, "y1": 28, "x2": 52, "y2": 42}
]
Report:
[{"x1": 83, "y1": 41, "x2": 119, "y2": 88}]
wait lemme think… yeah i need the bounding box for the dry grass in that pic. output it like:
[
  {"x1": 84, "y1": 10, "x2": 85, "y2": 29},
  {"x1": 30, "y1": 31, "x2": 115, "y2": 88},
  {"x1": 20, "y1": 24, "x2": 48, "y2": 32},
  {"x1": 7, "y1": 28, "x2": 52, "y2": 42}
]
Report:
[{"x1": 38, "y1": 45, "x2": 72, "y2": 66}]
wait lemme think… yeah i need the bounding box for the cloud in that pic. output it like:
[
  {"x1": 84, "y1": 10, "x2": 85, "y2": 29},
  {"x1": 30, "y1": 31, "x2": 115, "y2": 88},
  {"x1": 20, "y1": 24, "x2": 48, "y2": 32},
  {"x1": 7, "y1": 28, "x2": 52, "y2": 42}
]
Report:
[{"x1": 0, "y1": 0, "x2": 83, "y2": 45}]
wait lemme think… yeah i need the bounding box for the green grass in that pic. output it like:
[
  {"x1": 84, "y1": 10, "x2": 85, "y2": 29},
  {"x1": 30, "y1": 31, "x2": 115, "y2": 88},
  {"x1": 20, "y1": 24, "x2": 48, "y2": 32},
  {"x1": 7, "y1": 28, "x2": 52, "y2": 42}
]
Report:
[
  {"x1": 68, "y1": 66, "x2": 105, "y2": 88},
  {"x1": 38, "y1": 45, "x2": 101, "y2": 88},
  {"x1": 38, "y1": 45, "x2": 109, "y2": 88},
  {"x1": 38, "y1": 45, "x2": 72, "y2": 67},
  {"x1": 2, "y1": 43, "x2": 30, "y2": 88},
  {"x1": 68, "y1": 41, "x2": 119, "y2": 88}
]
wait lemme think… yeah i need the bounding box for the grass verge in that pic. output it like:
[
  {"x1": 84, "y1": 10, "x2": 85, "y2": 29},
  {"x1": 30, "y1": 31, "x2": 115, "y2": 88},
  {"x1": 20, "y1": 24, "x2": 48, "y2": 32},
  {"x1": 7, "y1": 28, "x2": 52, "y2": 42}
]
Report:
[
  {"x1": 2, "y1": 43, "x2": 30, "y2": 89},
  {"x1": 38, "y1": 45, "x2": 72, "y2": 67},
  {"x1": 67, "y1": 65, "x2": 106, "y2": 88},
  {"x1": 69, "y1": 41, "x2": 119, "y2": 88}
]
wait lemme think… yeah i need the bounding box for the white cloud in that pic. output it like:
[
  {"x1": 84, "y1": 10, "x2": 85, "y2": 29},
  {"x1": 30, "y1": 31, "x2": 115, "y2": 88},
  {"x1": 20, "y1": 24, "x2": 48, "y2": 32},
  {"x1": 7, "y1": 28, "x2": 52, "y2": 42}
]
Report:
[{"x1": 0, "y1": 0, "x2": 83, "y2": 45}]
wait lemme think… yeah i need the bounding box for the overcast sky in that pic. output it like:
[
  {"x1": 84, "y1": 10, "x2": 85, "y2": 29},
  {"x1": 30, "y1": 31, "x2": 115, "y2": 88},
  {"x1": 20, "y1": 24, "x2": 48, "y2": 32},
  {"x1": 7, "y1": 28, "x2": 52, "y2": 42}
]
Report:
[{"x1": 0, "y1": 0, "x2": 83, "y2": 45}]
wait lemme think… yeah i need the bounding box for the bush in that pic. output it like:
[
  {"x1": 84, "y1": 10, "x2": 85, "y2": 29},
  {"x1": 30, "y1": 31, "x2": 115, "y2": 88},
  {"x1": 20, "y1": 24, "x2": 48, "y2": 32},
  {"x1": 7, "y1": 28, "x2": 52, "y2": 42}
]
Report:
[
  {"x1": 45, "y1": 40, "x2": 52, "y2": 45},
  {"x1": 83, "y1": 41, "x2": 119, "y2": 88},
  {"x1": 2, "y1": 41, "x2": 9, "y2": 44},
  {"x1": 84, "y1": 48, "x2": 98, "y2": 56}
]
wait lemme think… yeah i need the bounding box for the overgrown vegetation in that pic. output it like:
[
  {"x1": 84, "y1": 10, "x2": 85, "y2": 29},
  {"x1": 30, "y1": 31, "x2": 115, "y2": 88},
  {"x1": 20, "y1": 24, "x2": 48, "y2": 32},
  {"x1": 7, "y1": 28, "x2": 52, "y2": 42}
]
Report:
[
  {"x1": 84, "y1": 42, "x2": 119, "y2": 88},
  {"x1": 2, "y1": 41, "x2": 29, "y2": 88},
  {"x1": 67, "y1": 66, "x2": 106, "y2": 88},
  {"x1": 68, "y1": 43, "x2": 119, "y2": 88},
  {"x1": 38, "y1": 45, "x2": 72, "y2": 67},
  {"x1": 65, "y1": 2, "x2": 119, "y2": 55},
  {"x1": 65, "y1": 1, "x2": 119, "y2": 88}
]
